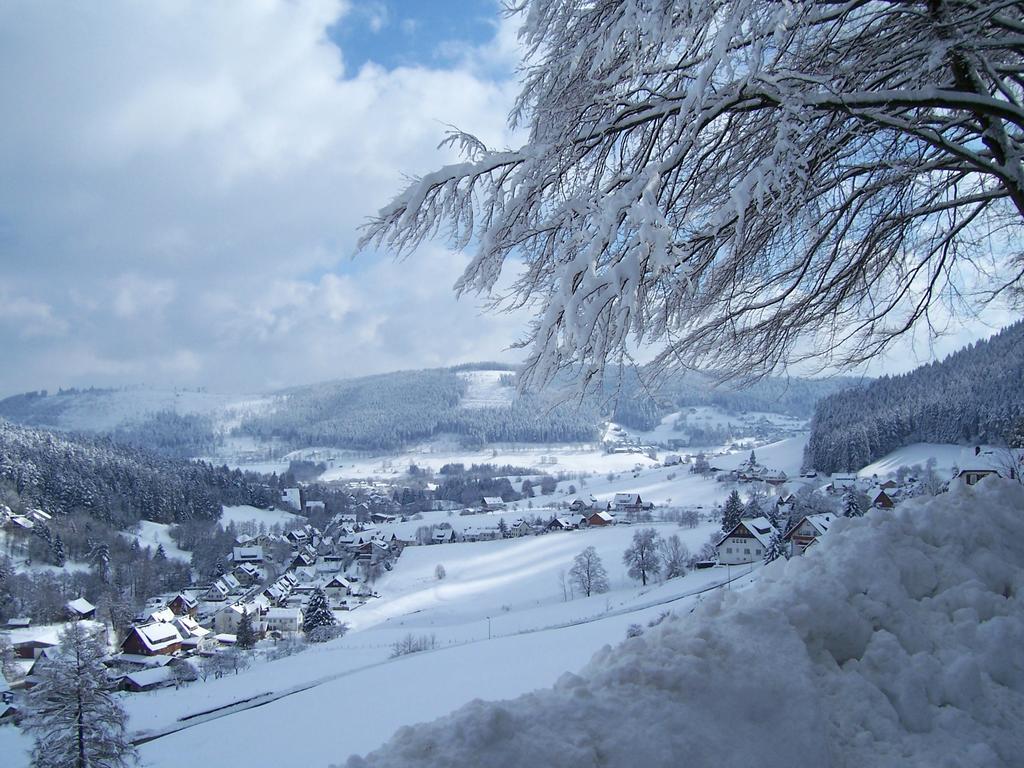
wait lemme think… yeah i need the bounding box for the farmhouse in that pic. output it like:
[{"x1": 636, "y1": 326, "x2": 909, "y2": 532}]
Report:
[
  {"x1": 65, "y1": 597, "x2": 96, "y2": 620},
  {"x1": 265, "y1": 607, "x2": 303, "y2": 635},
  {"x1": 481, "y1": 496, "x2": 506, "y2": 511},
  {"x1": 613, "y1": 493, "x2": 643, "y2": 514},
  {"x1": 955, "y1": 447, "x2": 1022, "y2": 486},
  {"x1": 784, "y1": 513, "x2": 834, "y2": 555},
  {"x1": 431, "y1": 529, "x2": 457, "y2": 544},
  {"x1": 587, "y1": 510, "x2": 615, "y2": 526},
  {"x1": 717, "y1": 517, "x2": 779, "y2": 565},
  {"x1": 120, "y1": 622, "x2": 183, "y2": 656}
]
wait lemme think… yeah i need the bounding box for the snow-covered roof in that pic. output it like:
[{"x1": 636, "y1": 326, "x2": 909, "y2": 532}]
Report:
[
  {"x1": 123, "y1": 666, "x2": 175, "y2": 689},
  {"x1": 265, "y1": 607, "x2": 302, "y2": 620},
  {"x1": 614, "y1": 493, "x2": 641, "y2": 504},
  {"x1": 482, "y1": 496, "x2": 505, "y2": 505},
  {"x1": 722, "y1": 516, "x2": 778, "y2": 548},
  {"x1": 66, "y1": 597, "x2": 95, "y2": 615},
  {"x1": 129, "y1": 622, "x2": 183, "y2": 653},
  {"x1": 589, "y1": 511, "x2": 614, "y2": 523}
]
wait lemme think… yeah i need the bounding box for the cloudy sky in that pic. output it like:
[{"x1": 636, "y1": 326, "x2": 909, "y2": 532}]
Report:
[{"x1": 0, "y1": 0, "x2": 1015, "y2": 398}]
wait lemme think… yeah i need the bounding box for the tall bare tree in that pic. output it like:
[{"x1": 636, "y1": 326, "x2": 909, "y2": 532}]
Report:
[{"x1": 363, "y1": 0, "x2": 1024, "y2": 387}]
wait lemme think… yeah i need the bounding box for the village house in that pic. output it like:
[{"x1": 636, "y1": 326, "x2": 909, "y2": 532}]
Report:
[
  {"x1": 569, "y1": 496, "x2": 600, "y2": 513},
  {"x1": 461, "y1": 526, "x2": 501, "y2": 543},
  {"x1": 282, "y1": 487, "x2": 302, "y2": 511},
  {"x1": 717, "y1": 517, "x2": 778, "y2": 565},
  {"x1": 612, "y1": 493, "x2": 644, "y2": 516},
  {"x1": 167, "y1": 593, "x2": 199, "y2": 617},
  {"x1": 305, "y1": 500, "x2": 326, "y2": 515},
  {"x1": 324, "y1": 575, "x2": 352, "y2": 602},
  {"x1": 230, "y1": 545, "x2": 265, "y2": 564},
  {"x1": 506, "y1": 518, "x2": 532, "y2": 537},
  {"x1": 65, "y1": 597, "x2": 96, "y2": 620},
  {"x1": 870, "y1": 489, "x2": 895, "y2": 509},
  {"x1": 265, "y1": 607, "x2": 303, "y2": 635},
  {"x1": 783, "y1": 513, "x2": 834, "y2": 556},
  {"x1": 120, "y1": 622, "x2": 183, "y2": 656},
  {"x1": 481, "y1": 496, "x2": 506, "y2": 512},
  {"x1": 432, "y1": 528, "x2": 457, "y2": 544},
  {"x1": 829, "y1": 473, "x2": 860, "y2": 493},
  {"x1": 955, "y1": 447, "x2": 1022, "y2": 486},
  {"x1": 587, "y1": 510, "x2": 615, "y2": 527}
]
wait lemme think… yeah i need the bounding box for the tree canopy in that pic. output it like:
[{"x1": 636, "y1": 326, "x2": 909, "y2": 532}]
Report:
[{"x1": 363, "y1": 0, "x2": 1024, "y2": 386}]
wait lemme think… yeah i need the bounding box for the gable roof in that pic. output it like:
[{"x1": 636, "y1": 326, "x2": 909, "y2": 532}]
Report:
[
  {"x1": 66, "y1": 597, "x2": 95, "y2": 615},
  {"x1": 125, "y1": 622, "x2": 182, "y2": 653},
  {"x1": 721, "y1": 516, "x2": 778, "y2": 548}
]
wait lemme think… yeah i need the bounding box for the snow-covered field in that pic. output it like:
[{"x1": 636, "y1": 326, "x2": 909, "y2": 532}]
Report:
[
  {"x1": 219, "y1": 505, "x2": 304, "y2": 529},
  {"x1": 455, "y1": 370, "x2": 515, "y2": 410},
  {"x1": 120, "y1": 520, "x2": 191, "y2": 563}
]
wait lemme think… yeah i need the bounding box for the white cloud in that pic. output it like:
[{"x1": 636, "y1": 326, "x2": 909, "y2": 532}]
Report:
[{"x1": 0, "y1": 0, "x2": 526, "y2": 395}]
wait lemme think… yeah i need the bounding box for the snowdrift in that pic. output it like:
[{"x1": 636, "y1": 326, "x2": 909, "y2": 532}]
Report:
[{"x1": 344, "y1": 480, "x2": 1024, "y2": 768}]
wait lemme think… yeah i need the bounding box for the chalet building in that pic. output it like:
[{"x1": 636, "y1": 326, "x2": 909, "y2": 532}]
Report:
[
  {"x1": 506, "y1": 519, "x2": 532, "y2": 537},
  {"x1": 324, "y1": 576, "x2": 352, "y2": 601},
  {"x1": 716, "y1": 517, "x2": 778, "y2": 565},
  {"x1": 230, "y1": 546, "x2": 265, "y2": 564},
  {"x1": 233, "y1": 563, "x2": 263, "y2": 587},
  {"x1": 613, "y1": 493, "x2": 644, "y2": 515},
  {"x1": 569, "y1": 496, "x2": 600, "y2": 513},
  {"x1": 871, "y1": 489, "x2": 895, "y2": 509},
  {"x1": 587, "y1": 510, "x2": 615, "y2": 527},
  {"x1": 461, "y1": 526, "x2": 501, "y2": 543},
  {"x1": 282, "y1": 487, "x2": 302, "y2": 511},
  {"x1": 783, "y1": 513, "x2": 834, "y2": 555},
  {"x1": 120, "y1": 623, "x2": 183, "y2": 656},
  {"x1": 432, "y1": 529, "x2": 457, "y2": 544},
  {"x1": 956, "y1": 447, "x2": 1022, "y2": 486},
  {"x1": 286, "y1": 529, "x2": 310, "y2": 547},
  {"x1": 547, "y1": 514, "x2": 588, "y2": 532},
  {"x1": 265, "y1": 607, "x2": 303, "y2": 635},
  {"x1": 65, "y1": 597, "x2": 96, "y2": 620},
  {"x1": 481, "y1": 496, "x2": 506, "y2": 512},
  {"x1": 829, "y1": 473, "x2": 860, "y2": 492},
  {"x1": 168, "y1": 593, "x2": 198, "y2": 617},
  {"x1": 371, "y1": 512, "x2": 399, "y2": 524}
]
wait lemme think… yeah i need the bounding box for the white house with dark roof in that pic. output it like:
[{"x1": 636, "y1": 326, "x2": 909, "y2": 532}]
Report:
[
  {"x1": 265, "y1": 607, "x2": 303, "y2": 635},
  {"x1": 717, "y1": 517, "x2": 779, "y2": 565}
]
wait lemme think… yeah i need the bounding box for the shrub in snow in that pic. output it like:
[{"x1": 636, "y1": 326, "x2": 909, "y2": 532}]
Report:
[
  {"x1": 625, "y1": 624, "x2": 644, "y2": 639},
  {"x1": 344, "y1": 480, "x2": 1024, "y2": 768},
  {"x1": 390, "y1": 633, "x2": 438, "y2": 659}
]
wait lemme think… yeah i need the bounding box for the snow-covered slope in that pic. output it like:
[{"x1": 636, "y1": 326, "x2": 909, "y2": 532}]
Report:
[
  {"x1": 456, "y1": 370, "x2": 515, "y2": 410},
  {"x1": 346, "y1": 479, "x2": 1024, "y2": 768}
]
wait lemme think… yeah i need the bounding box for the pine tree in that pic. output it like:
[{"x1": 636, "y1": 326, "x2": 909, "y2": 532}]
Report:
[
  {"x1": 744, "y1": 493, "x2": 763, "y2": 519},
  {"x1": 722, "y1": 490, "x2": 744, "y2": 532},
  {"x1": 302, "y1": 587, "x2": 336, "y2": 638},
  {"x1": 50, "y1": 535, "x2": 65, "y2": 567},
  {"x1": 236, "y1": 608, "x2": 256, "y2": 650},
  {"x1": 153, "y1": 544, "x2": 167, "y2": 563},
  {"x1": 87, "y1": 541, "x2": 110, "y2": 583},
  {"x1": 763, "y1": 530, "x2": 788, "y2": 564},
  {"x1": 497, "y1": 518, "x2": 509, "y2": 538},
  {"x1": 843, "y1": 491, "x2": 863, "y2": 518},
  {"x1": 23, "y1": 621, "x2": 137, "y2": 768}
]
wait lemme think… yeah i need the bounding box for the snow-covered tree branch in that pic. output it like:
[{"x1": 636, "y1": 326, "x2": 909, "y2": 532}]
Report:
[{"x1": 362, "y1": 0, "x2": 1024, "y2": 386}]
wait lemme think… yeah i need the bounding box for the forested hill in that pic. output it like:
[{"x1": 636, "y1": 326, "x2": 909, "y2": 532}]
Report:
[
  {"x1": 805, "y1": 321, "x2": 1024, "y2": 473},
  {"x1": 0, "y1": 420, "x2": 278, "y2": 527},
  {"x1": 608, "y1": 369, "x2": 863, "y2": 431},
  {"x1": 237, "y1": 369, "x2": 601, "y2": 451}
]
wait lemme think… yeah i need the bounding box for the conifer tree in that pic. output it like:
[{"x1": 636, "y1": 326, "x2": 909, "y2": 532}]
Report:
[
  {"x1": 722, "y1": 490, "x2": 745, "y2": 532},
  {"x1": 843, "y1": 491, "x2": 863, "y2": 518},
  {"x1": 236, "y1": 608, "x2": 256, "y2": 650},
  {"x1": 50, "y1": 535, "x2": 65, "y2": 568},
  {"x1": 23, "y1": 621, "x2": 137, "y2": 768},
  {"x1": 302, "y1": 587, "x2": 336, "y2": 639},
  {"x1": 763, "y1": 530, "x2": 788, "y2": 564},
  {"x1": 153, "y1": 544, "x2": 167, "y2": 563}
]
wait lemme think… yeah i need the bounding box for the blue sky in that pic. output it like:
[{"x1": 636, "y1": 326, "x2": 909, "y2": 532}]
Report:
[{"x1": 330, "y1": 0, "x2": 503, "y2": 72}]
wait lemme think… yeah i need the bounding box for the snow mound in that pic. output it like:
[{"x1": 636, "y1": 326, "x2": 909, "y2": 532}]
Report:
[{"x1": 344, "y1": 480, "x2": 1024, "y2": 768}]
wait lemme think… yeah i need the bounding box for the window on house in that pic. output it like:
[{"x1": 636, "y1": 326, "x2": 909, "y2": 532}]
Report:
[{"x1": 744, "y1": 548, "x2": 750, "y2": 554}]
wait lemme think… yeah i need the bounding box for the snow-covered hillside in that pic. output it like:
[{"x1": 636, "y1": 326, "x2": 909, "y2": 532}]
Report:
[
  {"x1": 347, "y1": 479, "x2": 1024, "y2": 767},
  {"x1": 456, "y1": 370, "x2": 515, "y2": 410},
  {"x1": 0, "y1": 386, "x2": 268, "y2": 433}
]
